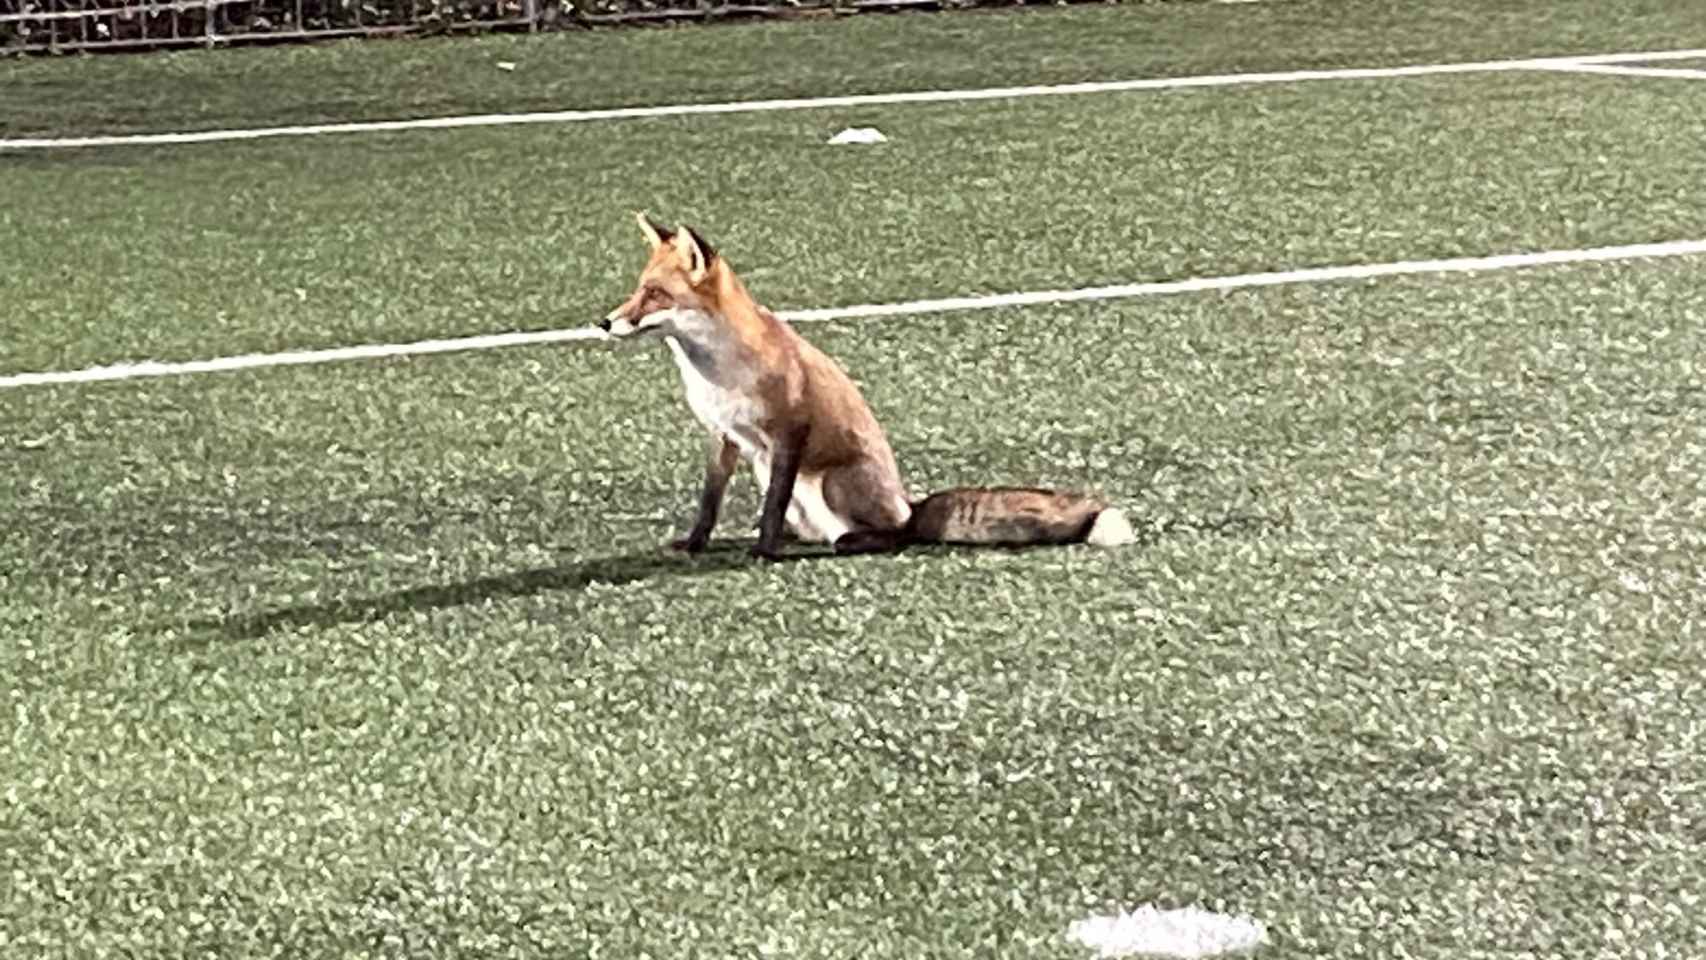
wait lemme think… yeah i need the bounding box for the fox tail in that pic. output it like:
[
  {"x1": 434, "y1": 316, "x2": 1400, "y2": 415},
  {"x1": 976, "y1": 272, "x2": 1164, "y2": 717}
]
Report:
[{"x1": 833, "y1": 486, "x2": 1136, "y2": 555}]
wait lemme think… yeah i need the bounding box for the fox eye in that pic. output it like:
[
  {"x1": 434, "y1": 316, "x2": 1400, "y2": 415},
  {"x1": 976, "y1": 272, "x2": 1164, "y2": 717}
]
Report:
[{"x1": 641, "y1": 284, "x2": 673, "y2": 311}]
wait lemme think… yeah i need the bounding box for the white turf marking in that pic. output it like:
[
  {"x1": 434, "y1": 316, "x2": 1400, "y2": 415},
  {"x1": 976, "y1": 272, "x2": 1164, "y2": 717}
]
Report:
[
  {"x1": 4, "y1": 47, "x2": 1706, "y2": 151},
  {"x1": 1067, "y1": 905, "x2": 1268, "y2": 959},
  {"x1": 5, "y1": 237, "x2": 1705, "y2": 391},
  {"x1": 0, "y1": 329, "x2": 603, "y2": 388},
  {"x1": 1564, "y1": 48, "x2": 1706, "y2": 64},
  {"x1": 778, "y1": 238, "x2": 1706, "y2": 323},
  {"x1": 1530, "y1": 62, "x2": 1706, "y2": 82}
]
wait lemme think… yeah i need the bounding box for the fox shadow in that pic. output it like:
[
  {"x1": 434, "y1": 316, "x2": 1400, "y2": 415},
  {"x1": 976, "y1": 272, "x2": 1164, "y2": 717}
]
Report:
[
  {"x1": 178, "y1": 539, "x2": 837, "y2": 644},
  {"x1": 175, "y1": 506, "x2": 1283, "y2": 645},
  {"x1": 170, "y1": 438, "x2": 1216, "y2": 643}
]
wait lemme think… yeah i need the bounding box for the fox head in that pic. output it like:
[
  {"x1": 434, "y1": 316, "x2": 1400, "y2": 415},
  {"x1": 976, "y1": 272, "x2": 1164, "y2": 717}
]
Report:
[{"x1": 599, "y1": 212, "x2": 722, "y2": 340}]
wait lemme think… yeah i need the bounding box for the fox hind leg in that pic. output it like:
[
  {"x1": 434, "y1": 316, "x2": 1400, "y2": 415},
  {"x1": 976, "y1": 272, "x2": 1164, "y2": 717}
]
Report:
[
  {"x1": 832, "y1": 528, "x2": 912, "y2": 555},
  {"x1": 823, "y1": 461, "x2": 914, "y2": 556}
]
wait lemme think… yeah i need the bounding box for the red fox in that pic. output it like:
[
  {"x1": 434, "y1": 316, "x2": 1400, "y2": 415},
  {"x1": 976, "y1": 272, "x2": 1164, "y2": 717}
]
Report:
[{"x1": 597, "y1": 213, "x2": 1136, "y2": 560}]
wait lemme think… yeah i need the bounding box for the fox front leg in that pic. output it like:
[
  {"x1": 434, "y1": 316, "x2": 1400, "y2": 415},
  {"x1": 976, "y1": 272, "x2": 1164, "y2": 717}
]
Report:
[{"x1": 673, "y1": 435, "x2": 741, "y2": 554}]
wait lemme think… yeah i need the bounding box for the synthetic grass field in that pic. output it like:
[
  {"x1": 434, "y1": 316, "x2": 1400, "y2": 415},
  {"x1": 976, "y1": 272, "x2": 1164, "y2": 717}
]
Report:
[{"x1": 4, "y1": 0, "x2": 1706, "y2": 956}]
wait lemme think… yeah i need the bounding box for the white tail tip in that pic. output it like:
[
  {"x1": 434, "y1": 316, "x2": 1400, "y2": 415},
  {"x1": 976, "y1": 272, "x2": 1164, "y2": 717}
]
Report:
[{"x1": 1086, "y1": 507, "x2": 1137, "y2": 548}]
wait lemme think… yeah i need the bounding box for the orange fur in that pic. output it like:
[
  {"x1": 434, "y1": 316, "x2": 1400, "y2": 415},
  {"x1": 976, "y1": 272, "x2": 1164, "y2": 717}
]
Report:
[{"x1": 598, "y1": 214, "x2": 1132, "y2": 559}]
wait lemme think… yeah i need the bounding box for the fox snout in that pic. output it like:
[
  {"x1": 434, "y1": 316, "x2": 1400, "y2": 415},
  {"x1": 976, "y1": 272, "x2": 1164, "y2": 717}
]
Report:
[{"x1": 598, "y1": 305, "x2": 640, "y2": 338}]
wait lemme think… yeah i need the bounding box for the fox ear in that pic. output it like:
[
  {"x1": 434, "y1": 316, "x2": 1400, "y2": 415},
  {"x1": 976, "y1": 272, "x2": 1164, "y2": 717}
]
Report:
[
  {"x1": 634, "y1": 211, "x2": 672, "y2": 249},
  {"x1": 673, "y1": 224, "x2": 715, "y2": 284}
]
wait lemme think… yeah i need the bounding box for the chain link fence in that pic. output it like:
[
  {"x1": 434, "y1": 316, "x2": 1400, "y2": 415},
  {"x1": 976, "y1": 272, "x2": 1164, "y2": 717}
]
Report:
[{"x1": 0, "y1": 0, "x2": 1001, "y2": 53}]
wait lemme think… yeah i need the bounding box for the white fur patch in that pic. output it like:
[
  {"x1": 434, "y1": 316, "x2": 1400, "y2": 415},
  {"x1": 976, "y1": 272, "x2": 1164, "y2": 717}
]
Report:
[
  {"x1": 783, "y1": 473, "x2": 854, "y2": 543},
  {"x1": 664, "y1": 334, "x2": 770, "y2": 462},
  {"x1": 602, "y1": 306, "x2": 680, "y2": 340},
  {"x1": 632, "y1": 308, "x2": 681, "y2": 335},
  {"x1": 1067, "y1": 905, "x2": 1268, "y2": 958},
  {"x1": 748, "y1": 462, "x2": 854, "y2": 544},
  {"x1": 1086, "y1": 508, "x2": 1137, "y2": 548}
]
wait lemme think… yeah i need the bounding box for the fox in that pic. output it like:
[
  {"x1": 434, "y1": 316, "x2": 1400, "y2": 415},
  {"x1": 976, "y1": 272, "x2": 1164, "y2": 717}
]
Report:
[{"x1": 596, "y1": 212, "x2": 1136, "y2": 561}]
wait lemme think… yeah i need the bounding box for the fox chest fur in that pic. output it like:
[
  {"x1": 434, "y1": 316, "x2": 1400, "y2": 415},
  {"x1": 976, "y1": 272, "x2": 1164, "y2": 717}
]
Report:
[{"x1": 664, "y1": 332, "x2": 776, "y2": 467}]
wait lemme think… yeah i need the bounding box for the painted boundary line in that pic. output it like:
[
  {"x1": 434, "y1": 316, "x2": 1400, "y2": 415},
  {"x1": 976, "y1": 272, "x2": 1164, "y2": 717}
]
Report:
[
  {"x1": 6, "y1": 237, "x2": 1705, "y2": 389},
  {"x1": 1533, "y1": 62, "x2": 1706, "y2": 82},
  {"x1": 778, "y1": 238, "x2": 1706, "y2": 321},
  {"x1": 5, "y1": 46, "x2": 1706, "y2": 151}
]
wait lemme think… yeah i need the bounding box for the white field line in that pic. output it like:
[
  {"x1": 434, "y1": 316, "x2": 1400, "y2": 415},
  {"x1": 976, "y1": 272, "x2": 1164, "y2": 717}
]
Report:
[
  {"x1": 6, "y1": 237, "x2": 1706, "y2": 390},
  {"x1": 1529, "y1": 62, "x2": 1706, "y2": 81},
  {"x1": 0, "y1": 329, "x2": 603, "y2": 388},
  {"x1": 1570, "y1": 48, "x2": 1706, "y2": 64},
  {"x1": 5, "y1": 46, "x2": 1706, "y2": 151},
  {"x1": 777, "y1": 238, "x2": 1706, "y2": 322}
]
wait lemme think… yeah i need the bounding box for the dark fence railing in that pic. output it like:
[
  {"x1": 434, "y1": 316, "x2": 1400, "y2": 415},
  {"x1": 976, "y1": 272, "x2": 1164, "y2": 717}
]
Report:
[{"x1": 0, "y1": 0, "x2": 999, "y2": 54}]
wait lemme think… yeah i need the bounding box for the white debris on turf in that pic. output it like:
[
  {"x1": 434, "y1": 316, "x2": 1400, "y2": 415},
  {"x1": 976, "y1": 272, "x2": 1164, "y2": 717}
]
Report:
[
  {"x1": 827, "y1": 127, "x2": 888, "y2": 145},
  {"x1": 1067, "y1": 905, "x2": 1269, "y2": 959}
]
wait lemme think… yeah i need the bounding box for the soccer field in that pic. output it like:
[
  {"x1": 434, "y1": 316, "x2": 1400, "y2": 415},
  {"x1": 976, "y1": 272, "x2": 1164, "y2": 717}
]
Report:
[{"x1": 4, "y1": 1, "x2": 1705, "y2": 956}]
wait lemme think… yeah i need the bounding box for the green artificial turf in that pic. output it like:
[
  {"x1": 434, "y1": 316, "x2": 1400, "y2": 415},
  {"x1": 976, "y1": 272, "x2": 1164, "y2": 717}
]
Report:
[
  {"x1": 4, "y1": 2, "x2": 1706, "y2": 957},
  {"x1": 5, "y1": 0, "x2": 1706, "y2": 138},
  {"x1": 6, "y1": 67, "x2": 1706, "y2": 376},
  {"x1": 5, "y1": 260, "x2": 1704, "y2": 957}
]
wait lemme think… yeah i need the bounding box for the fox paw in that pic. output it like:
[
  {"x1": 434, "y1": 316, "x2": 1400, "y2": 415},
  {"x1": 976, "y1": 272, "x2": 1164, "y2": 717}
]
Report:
[{"x1": 670, "y1": 535, "x2": 708, "y2": 554}]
